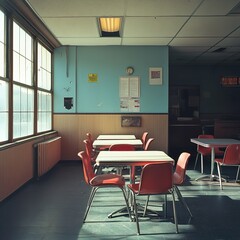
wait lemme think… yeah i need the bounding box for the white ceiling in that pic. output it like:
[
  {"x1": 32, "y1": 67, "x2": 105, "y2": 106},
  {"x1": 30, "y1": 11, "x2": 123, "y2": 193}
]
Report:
[{"x1": 26, "y1": 0, "x2": 240, "y2": 66}]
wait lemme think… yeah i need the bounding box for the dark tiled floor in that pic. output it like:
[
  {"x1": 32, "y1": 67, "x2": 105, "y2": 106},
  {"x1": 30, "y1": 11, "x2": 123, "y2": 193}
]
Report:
[{"x1": 1, "y1": 159, "x2": 240, "y2": 240}]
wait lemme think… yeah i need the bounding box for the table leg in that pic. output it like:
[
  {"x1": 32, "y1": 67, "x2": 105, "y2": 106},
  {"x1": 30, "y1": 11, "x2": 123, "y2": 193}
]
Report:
[
  {"x1": 196, "y1": 147, "x2": 227, "y2": 182},
  {"x1": 210, "y1": 147, "x2": 215, "y2": 181},
  {"x1": 195, "y1": 147, "x2": 217, "y2": 181}
]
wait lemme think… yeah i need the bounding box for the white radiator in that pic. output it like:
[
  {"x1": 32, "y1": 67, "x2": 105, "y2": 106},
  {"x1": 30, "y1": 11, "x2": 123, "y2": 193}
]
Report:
[{"x1": 37, "y1": 137, "x2": 62, "y2": 177}]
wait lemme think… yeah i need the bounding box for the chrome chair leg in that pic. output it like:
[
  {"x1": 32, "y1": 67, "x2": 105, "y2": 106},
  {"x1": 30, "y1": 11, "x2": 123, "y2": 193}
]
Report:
[
  {"x1": 236, "y1": 166, "x2": 240, "y2": 182},
  {"x1": 216, "y1": 163, "x2": 223, "y2": 190},
  {"x1": 194, "y1": 153, "x2": 199, "y2": 170},
  {"x1": 174, "y1": 186, "x2": 193, "y2": 217},
  {"x1": 171, "y1": 190, "x2": 179, "y2": 234},
  {"x1": 83, "y1": 187, "x2": 97, "y2": 222}
]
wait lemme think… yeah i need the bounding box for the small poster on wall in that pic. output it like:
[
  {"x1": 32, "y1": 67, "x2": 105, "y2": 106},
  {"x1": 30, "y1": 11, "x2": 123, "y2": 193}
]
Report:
[
  {"x1": 120, "y1": 98, "x2": 140, "y2": 112},
  {"x1": 119, "y1": 76, "x2": 140, "y2": 98},
  {"x1": 119, "y1": 76, "x2": 140, "y2": 112},
  {"x1": 88, "y1": 73, "x2": 98, "y2": 82},
  {"x1": 149, "y1": 67, "x2": 162, "y2": 85},
  {"x1": 121, "y1": 116, "x2": 141, "y2": 127}
]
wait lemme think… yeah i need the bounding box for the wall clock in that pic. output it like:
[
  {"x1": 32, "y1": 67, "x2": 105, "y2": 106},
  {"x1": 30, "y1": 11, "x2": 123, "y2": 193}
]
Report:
[{"x1": 126, "y1": 66, "x2": 134, "y2": 75}]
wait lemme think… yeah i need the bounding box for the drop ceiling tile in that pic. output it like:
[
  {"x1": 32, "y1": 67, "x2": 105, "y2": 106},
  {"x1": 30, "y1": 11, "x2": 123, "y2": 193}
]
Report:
[
  {"x1": 124, "y1": 17, "x2": 188, "y2": 37},
  {"x1": 43, "y1": 17, "x2": 99, "y2": 37},
  {"x1": 122, "y1": 38, "x2": 172, "y2": 45},
  {"x1": 170, "y1": 37, "x2": 222, "y2": 46},
  {"x1": 169, "y1": 46, "x2": 210, "y2": 53},
  {"x1": 211, "y1": 46, "x2": 240, "y2": 53},
  {"x1": 126, "y1": 0, "x2": 202, "y2": 16},
  {"x1": 229, "y1": 27, "x2": 240, "y2": 37},
  {"x1": 178, "y1": 16, "x2": 240, "y2": 37},
  {"x1": 194, "y1": 0, "x2": 240, "y2": 15},
  {"x1": 28, "y1": 0, "x2": 125, "y2": 17},
  {"x1": 58, "y1": 37, "x2": 122, "y2": 46},
  {"x1": 216, "y1": 37, "x2": 240, "y2": 47},
  {"x1": 25, "y1": 0, "x2": 240, "y2": 66}
]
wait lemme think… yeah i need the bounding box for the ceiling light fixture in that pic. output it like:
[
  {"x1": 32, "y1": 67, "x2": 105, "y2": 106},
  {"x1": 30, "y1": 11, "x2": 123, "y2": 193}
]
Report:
[{"x1": 99, "y1": 17, "x2": 122, "y2": 37}]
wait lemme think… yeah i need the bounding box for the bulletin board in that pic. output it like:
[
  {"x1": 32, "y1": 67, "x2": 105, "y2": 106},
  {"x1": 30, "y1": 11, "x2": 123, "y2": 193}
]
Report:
[
  {"x1": 119, "y1": 76, "x2": 140, "y2": 98},
  {"x1": 119, "y1": 76, "x2": 140, "y2": 112}
]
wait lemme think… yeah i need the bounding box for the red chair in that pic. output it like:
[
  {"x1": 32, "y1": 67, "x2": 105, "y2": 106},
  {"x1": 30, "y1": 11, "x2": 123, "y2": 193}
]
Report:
[
  {"x1": 83, "y1": 139, "x2": 97, "y2": 164},
  {"x1": 109, "y1": 143, "x2": 135, "y2": 151},
  {"x1": 109, "y1": 144, "x2": 135, "y2": 176},
  {"x1": 215, "y1": 144, "x2": 240, "y2": 189},
  {"x1": 141, "y1": 132, "x2": 149, "y2": 150},
  {"x1": 144, "y1": 138, "x2": 154, "y2": 151},
  {"x1": 173, "y1": 152, "x2": 192, "y2": 217},
  {"x1": 127, "y1": 162, "x2": 178, "y2": 235},
  {"x1": 144, "y1": 152, "x2": 192, "y2": 218},
  {"x1": 78, "y1": 151, "x2": 131, "y2": 222},
  {"x1": 134, "y1": 138, "x2": 155, "y2": 180},
  {"x1": 86, "y1": 132, "x2": 94, "y2": 147},
  {"x1": 86, "y1": 132, "x2": 108, "y2": 151},
  {"x1": 194, "y1": 134, "x2": 224, "y2": 173}
]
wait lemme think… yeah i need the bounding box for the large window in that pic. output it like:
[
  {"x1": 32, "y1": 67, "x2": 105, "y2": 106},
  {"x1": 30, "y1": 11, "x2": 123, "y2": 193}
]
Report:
[
  {"x1": 0, "y1": 8, "x2": 53, "y2": 144},
  {"x1": 37, "y1": 43, "x2": 52, "y2": 132},
  {"x1": 13, "y1": 21, "x2": 34, "y2": 138},
  {"x1": 0, "y1": 10, "x2": 5, "y2": 77},
  {"x1": 0, "y1": 80, "x2": 8, "y2": 142},
  {"x1": 0, "y1": 10, "x2": 8, "y2": 142}
]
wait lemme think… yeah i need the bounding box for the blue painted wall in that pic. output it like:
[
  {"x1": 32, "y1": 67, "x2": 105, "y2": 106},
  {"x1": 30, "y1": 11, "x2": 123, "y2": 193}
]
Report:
[{"x1": 54, "y1": 46, "x2": 169, "y2": 113}]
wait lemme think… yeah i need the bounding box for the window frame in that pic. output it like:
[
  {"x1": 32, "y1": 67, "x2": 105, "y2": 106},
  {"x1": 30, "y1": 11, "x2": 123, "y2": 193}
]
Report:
[{"x1": 0, "y1": 5, "x2": 54, "y2": 145}]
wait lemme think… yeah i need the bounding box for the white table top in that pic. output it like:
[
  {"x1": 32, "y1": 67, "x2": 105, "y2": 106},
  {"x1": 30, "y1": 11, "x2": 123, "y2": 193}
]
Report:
[
  {"x1": 96, "y1": 151, "x2": 174, "y2": 166},
  {"x1": 97, "y1": 134, "x2": 136, "y2": 140},
  {"x1": 93, "y1": 139, "x2": 143, "y2": 148},
  {"x1": 191, "y1": 138, "x2": 240, "y2": 181},
  {"x1": 190, "y1": 138, "x2": 240, "y2": 148}
]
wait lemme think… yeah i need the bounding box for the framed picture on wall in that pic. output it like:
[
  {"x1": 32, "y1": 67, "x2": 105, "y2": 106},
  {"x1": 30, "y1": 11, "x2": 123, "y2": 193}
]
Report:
[
  {"x1": 149, "y1": 67, "x2": 162, "y2": 85},
  {"x1": 121, "y1": 116, "x2": 141, "y2": 127}
]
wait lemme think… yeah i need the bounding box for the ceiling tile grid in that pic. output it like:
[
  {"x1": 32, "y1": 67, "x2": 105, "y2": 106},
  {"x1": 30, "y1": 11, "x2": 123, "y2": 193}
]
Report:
[{"x1": 27, "y1": 0, "x2": 240, "y2": 65}]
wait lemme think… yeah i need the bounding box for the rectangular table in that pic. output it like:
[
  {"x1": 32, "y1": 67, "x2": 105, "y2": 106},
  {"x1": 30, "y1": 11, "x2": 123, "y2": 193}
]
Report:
[
  {"x1": 93, "y1": 139, "x2": 143, "y2": 149},
  {"x1": 97, "y1": 134, "x2": 136, "y2": 140},
  {"x1": 96, "y1": 150, "x2": 174, "y2": 218},
  {"x1": 96, "y1": 150, "x2": 174, "y2": 168},
  {"x1": 190, "y1": 138, "x2": 240, "y2": 180}
]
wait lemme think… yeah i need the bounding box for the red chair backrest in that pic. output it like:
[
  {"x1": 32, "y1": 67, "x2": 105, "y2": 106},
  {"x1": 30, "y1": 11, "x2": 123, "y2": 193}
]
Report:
[
  {"x1": 197, "y1": 134, "x2": 213, "y2": 155},
  {"x1": 109, "y1": 144, "x2": 135, "y2": 151},
  {"x1": 86, "y1": 133, "x2": 93, "y2": 146},
  {"x1": 222, "y1": 144, "x2": 240, "y2": 165},
  {"x1": 173, "y1": 152, "x2": 191, "y2": 185},
  {"x1": 138, "y1": 162, "x2": 173, "y2": 195},
  {"x1": 78, "y1": 151, "x2": 95, "y2": 184},
  {"x1": 141, "y1": 132, "x2": 149, "y2": 148},
  {"x1": 83, "y1": 139, "x2": 93, "y2": 158},
  {"x1": 144, "y1": 138, "x2": 154, "y2": 151}
]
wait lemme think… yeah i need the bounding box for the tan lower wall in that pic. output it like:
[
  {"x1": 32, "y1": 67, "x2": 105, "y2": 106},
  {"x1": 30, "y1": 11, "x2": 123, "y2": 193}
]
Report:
[
  {"x1": 53, "y1": 114, "x2": 169, "y2": 160},
  {"x1": 0, "y1": 142, "x2": 33, "y2": 202},
  {"x1": 0, "y1": 132, "x2": 59, "y2": 202}
]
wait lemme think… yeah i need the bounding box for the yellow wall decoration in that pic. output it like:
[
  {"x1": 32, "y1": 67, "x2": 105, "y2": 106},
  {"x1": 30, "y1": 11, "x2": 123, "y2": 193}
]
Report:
[{"x1": 88, "y1": 73, "x2": 98, "y2": 83}]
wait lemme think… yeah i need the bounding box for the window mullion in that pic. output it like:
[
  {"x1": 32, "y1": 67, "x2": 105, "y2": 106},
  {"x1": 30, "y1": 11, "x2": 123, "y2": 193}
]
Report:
[{"x1": 33, "y1": 38, "x2": 38, "y2": 135}]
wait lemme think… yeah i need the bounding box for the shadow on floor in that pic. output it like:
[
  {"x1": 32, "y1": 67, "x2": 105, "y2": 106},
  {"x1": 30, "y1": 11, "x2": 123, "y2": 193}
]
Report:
[{"x1": 1, "y1": 161, "x2": 240, "y2": 240}]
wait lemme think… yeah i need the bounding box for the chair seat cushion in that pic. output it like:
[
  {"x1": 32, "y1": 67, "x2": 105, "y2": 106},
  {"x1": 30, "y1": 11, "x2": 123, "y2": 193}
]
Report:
[
  {"x1": 127, "y1": 183, "x2": 140, "y2": 194},
  {"x1": 215, "y1": 158, "x2": 240, "y2": 166},
  {"x1": 90, "y1": 174, "x2": 125, "y2": 187},
  {"x1": 215, "y1": 158, "x2": 224, "y2": 165}
]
